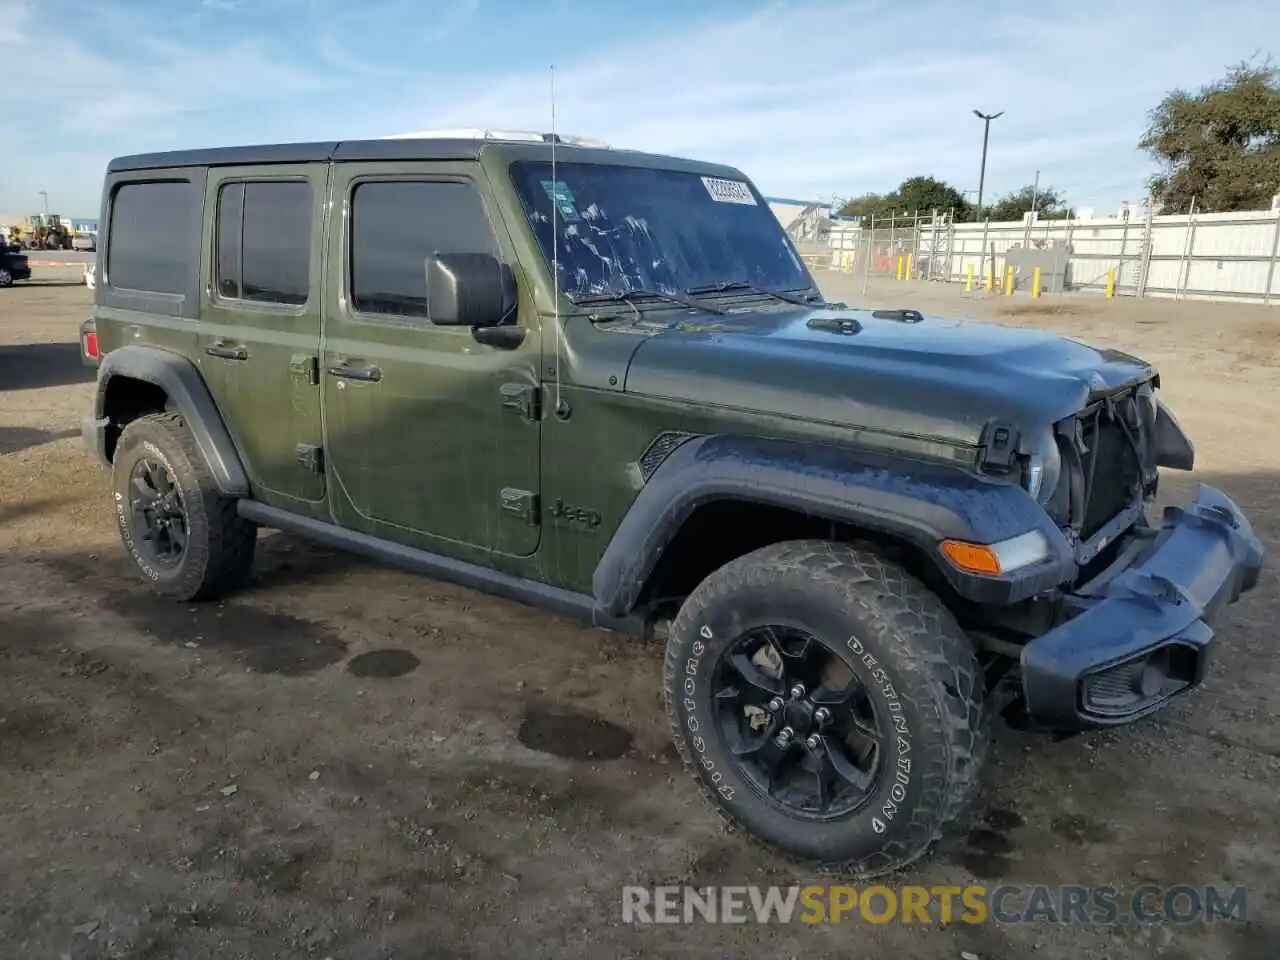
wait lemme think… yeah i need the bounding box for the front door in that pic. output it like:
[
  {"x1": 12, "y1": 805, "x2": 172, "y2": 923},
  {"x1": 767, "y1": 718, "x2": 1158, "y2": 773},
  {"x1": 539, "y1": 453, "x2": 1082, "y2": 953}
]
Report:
[
  {"x1": 321, "y1": 162, "x2": 541, "y2": 561},
  {"x1": 197, "y1": 163, "x2": 327, "y2": 512}
]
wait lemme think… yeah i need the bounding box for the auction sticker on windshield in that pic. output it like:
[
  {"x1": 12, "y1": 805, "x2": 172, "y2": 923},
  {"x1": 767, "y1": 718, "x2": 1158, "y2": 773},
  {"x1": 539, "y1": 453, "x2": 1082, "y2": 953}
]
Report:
[
  {"x1": 541, "y1": 179, "x2": 582, "y2": 222},
  {"x1": 701, "y1": 177, "x2": 757, "y2": 205}
]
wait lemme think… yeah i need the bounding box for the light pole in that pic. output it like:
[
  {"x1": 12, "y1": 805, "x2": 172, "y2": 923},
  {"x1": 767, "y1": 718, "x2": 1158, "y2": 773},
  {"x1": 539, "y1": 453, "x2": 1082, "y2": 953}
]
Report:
[
  {"x1": 972, "y1": 110, "x2": 1003, "y2": 220},
  {"x1": 38, "y1": 191, "x2": 49, "y2": 219}
]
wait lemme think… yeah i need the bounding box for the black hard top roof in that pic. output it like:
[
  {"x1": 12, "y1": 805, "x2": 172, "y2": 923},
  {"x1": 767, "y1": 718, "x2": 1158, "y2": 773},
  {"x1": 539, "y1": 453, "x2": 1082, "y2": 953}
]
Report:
[
  {"x1": 106, "y1": 137, "x2": 742, "y2": 178},
  {"x1": 108, "y1": 139, "x2": 477, "y2": 172}
]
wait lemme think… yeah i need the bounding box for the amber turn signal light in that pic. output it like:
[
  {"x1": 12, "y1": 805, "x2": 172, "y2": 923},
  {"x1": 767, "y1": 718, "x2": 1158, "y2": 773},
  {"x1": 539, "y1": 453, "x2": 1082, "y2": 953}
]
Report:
[{"x1": 939, "y1": 539, "x2": 1002, "y2": 576}]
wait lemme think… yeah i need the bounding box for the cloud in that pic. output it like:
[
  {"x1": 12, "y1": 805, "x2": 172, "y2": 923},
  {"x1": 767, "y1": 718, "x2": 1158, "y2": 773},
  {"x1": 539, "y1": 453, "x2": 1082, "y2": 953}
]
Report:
[
  {"x1": 0, "y1": 0, "x2": 29, "y2": 45},
  {"x1": 357, "y1": 0, "x2": 1276, "y2": 206},
  {"x1": 313, "y1": 0, "x2": 482, "y2": 78},
  {"x1": 0, "y1": 3, "x2": 333, "y2": 138},
  {"x1": 1, "y1": 0, "x2": 1275, "y2": 214}
]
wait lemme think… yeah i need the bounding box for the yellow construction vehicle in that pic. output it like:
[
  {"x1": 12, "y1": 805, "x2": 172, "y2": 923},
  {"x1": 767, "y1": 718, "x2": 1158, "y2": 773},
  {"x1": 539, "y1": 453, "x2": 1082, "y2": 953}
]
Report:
[{"x1": 23, "y1": 214, "x2": 72, "y2": 250}]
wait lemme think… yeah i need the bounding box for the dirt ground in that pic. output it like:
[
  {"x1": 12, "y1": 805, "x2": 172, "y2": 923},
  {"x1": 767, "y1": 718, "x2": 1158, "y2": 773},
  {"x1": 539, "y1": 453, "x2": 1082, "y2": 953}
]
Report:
[{"x1": 1, "y1": 268, "x2": 1277, "y2": 959}]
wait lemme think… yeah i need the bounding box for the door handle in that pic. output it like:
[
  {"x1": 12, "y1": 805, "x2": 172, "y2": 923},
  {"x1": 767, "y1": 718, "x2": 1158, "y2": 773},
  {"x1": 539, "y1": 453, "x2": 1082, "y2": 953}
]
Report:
[
  {"x1": 205, "y1": 341, "x2": 248, "y2": 361},
  {"x1": 327, "y1": 360, "x2": 382, "y2": 382}
]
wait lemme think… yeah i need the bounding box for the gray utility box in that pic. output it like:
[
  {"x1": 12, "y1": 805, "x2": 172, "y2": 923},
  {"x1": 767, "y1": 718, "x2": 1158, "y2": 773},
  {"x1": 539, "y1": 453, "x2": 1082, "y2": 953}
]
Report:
[{"x1": 1004, "y1": 241, "x2": 1070, "y2": 293}]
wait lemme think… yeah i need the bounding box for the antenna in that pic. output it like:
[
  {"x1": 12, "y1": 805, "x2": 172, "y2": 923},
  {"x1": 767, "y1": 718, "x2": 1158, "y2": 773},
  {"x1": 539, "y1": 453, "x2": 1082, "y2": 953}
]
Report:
[{"x1": 550, "y1": 64, "x2": 564, "y2": 417}]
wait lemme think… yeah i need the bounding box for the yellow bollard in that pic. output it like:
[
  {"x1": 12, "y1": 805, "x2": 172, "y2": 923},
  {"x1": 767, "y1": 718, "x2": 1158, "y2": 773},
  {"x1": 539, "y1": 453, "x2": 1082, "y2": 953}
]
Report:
[
  {"x1": 896, "y1": 256, "x2": 904, "y2": 281},
  {"x1": 1031, "y1": 266, "x2": 1042, "y2": 299},
  {"x1": 985, "y1": 265, "x2": 994, "y2": 291},
  {"x1": 905, "y1": 253, "x2": 913, "y2": 279},
  {"x1": 1105, "y1": 269, "x2": 1116, "y2": 298},
  {"x1": 964, "y1": 263, "x2": 974, "y2": 292},
  {"x1": 1003, "y1": 265, "x2": 1014, "y2": 296}
]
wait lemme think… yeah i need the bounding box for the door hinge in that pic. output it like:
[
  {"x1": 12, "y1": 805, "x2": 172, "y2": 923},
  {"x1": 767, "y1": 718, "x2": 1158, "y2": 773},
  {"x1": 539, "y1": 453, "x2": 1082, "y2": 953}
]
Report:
[
  {"x1": 500, "y1": 488, "x2": 540, "y2": 525},
  {"x1": 500, "y1": 382, "x2": 541, "y2": 421},
  {"x1": 295, "y1": 443, "x2": 324, "y2": 474},
  {"x1": 290, "y1": 354, "x2": 320, "y2": 386}
]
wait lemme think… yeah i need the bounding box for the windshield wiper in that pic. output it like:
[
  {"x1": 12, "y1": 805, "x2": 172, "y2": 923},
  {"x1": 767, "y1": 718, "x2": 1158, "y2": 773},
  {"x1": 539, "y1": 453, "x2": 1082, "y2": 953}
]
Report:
[
  {"x1": 570, "y1": 288, "x2": 726, "y2": 315},
  {"x1": 685, "y1": 280, "x2": 817, "y2": 307}
]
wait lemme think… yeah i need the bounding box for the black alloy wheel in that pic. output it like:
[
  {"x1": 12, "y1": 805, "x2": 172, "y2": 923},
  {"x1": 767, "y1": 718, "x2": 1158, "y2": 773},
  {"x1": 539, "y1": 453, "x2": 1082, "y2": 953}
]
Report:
[
  {"x1": 128, "y1": 456, "x2": 189, "y2": 567},
  {"x1": 712, "y1": 625, "x2": 883, "y2": 820}
]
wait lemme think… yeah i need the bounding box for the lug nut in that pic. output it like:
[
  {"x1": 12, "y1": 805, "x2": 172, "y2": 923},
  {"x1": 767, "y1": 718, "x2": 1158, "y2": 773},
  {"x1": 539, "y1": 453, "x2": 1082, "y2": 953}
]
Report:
[
  {"x1": 805, "y1": 734, "x2": 822, "y2": 750},
  {"x1": 767, "y1": 697, "x2": 784, "y2": 712},
  {"x1": 814, "y1": 707, "x2": 831, "y2": 725},
  {"x1": 789, "y1": 683, "x2": 806, "y2": 699},
  {"x1": 775, "y1": 726, "x2": 794, "y2": 745}
]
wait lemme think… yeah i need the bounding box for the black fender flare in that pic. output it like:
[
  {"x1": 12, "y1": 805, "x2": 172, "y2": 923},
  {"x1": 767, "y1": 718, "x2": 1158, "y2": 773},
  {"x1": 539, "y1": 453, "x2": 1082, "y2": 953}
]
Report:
[
  {"x1": 92, "y1": 345, "x2": 249, "y2": 497},
  {"x1": 591, "y1": 434, "x2": 1075, "y2": 615}
]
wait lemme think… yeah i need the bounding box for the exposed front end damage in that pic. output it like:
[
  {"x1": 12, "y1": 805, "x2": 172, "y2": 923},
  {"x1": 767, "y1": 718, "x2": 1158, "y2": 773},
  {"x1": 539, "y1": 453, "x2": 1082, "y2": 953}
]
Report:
[
  {"x1": 1019, "y1": 483, "x2": 1263, "y2": 730},
  {"x1": 991, "y1": 380, "x2": 1265, "y2": 731}
]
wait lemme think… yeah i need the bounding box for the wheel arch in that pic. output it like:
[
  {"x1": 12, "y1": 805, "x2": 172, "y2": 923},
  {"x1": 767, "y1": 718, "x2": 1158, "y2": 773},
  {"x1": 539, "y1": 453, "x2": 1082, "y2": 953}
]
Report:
[
  {"x1": 592, "y1": 433, "x2": 1070, "y2": 620},
  {"x1": 93, "y1": 345, "x2": 249, "y2": 497}
]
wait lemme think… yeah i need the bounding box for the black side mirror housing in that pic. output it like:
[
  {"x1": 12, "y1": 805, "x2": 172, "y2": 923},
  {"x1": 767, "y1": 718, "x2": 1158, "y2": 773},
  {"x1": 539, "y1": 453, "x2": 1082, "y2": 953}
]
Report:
[{"x1": 424, "y1": 253, "x2": 517, "y2": 328}]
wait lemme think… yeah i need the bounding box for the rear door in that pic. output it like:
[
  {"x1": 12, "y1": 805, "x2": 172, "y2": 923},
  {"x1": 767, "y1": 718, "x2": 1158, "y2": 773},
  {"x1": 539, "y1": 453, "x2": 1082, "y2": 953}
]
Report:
[
  {"x1": 320, "y1": 161, "x2": 542, "y2": 560},
  {"x1": 197, "y1": 164, "x2": 328, "y2": 513}
]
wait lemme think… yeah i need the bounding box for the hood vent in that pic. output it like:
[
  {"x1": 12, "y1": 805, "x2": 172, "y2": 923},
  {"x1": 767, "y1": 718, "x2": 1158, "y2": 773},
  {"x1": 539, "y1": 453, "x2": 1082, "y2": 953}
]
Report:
[
  {"x1": 872, "y1": 308, "x2": 924, "y2": 324},
  {"x1": 806, "y1": 316, "x2": 861, "y2": 336}
]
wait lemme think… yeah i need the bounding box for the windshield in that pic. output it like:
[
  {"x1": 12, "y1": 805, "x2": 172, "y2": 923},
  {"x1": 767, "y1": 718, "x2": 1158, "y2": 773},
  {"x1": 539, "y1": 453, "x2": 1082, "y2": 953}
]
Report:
[{"x1": 509, "y1": 161, "x2": 810, "y2": 300}]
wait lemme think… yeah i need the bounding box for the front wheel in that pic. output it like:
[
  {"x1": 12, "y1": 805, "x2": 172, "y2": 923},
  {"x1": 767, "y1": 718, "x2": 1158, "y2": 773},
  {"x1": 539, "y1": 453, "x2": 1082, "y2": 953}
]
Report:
[{"x1": 663, "y1": 540, "x2": 986, "y2": 877}]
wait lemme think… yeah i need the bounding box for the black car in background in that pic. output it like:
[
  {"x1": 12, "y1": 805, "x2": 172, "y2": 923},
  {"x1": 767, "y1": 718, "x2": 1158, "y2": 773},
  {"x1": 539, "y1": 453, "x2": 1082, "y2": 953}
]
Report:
[{"x1": 0, "y1": 242, "x2": 31, "y2": 286}]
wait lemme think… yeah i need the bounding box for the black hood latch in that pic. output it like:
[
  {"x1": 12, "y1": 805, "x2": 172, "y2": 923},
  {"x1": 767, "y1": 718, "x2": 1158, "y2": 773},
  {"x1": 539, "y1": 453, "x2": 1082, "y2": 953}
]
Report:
[{"x1": 979, "y1": 420, "x2": 1019, "y2": 474}]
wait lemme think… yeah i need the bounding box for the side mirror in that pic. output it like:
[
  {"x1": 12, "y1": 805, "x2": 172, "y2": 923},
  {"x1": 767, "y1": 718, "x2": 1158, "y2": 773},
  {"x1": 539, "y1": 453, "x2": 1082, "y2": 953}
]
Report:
[{"x1": 424, "y1": 253, "x2": 517, "y2": 328}]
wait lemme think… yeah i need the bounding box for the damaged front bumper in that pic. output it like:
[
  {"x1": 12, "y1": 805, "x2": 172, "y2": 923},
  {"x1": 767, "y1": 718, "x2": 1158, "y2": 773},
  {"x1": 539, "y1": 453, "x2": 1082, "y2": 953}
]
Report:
[{"x1": 1019, "y1": 484, "x2": 1264, "y2": 731}]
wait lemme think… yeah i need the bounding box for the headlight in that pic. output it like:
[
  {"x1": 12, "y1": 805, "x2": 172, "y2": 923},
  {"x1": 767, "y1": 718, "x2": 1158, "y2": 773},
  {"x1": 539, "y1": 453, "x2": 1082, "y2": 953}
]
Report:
[
  {"x1": 1136, "y1": 381, "x2": 1158, "y2": 431},
  {"x1": 1024, "y1": 428, "x2": 1062, "y2": 505},
  {"x1": 1137, "y1": 380, "x2": 1156, "y2": 406}
]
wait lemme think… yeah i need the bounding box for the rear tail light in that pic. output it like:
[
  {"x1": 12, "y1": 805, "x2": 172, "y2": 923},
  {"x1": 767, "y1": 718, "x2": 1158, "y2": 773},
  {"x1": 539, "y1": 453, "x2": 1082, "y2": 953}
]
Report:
[{"x1": 81, "y1": 319, "x2": 100, "y2": 366}]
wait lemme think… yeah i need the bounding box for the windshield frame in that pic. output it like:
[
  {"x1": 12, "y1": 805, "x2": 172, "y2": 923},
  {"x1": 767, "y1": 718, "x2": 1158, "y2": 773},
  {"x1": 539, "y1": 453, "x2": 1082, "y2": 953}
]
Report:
[{"x1": 504, "y1": 157, "x2": 818, "y2": 310}]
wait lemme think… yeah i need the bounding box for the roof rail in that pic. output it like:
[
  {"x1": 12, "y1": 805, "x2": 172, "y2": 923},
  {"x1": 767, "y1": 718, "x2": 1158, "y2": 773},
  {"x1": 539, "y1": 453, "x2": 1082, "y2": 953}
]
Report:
[{"x1": 381, "y1": 128, "x2": 610, "y2": 149}]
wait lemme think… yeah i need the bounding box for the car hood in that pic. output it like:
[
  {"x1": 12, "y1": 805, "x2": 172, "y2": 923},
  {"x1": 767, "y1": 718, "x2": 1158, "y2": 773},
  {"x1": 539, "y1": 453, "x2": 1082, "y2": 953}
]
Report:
[{"x1": 622, "y1": 305, "x2": 1154, "y2": 447}]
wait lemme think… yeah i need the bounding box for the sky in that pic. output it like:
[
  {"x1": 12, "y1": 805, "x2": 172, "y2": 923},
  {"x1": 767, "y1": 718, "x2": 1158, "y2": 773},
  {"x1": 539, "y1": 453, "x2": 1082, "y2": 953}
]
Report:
[{"x1": 0, "y1": 0, "x2": 1275, "y2": 218}]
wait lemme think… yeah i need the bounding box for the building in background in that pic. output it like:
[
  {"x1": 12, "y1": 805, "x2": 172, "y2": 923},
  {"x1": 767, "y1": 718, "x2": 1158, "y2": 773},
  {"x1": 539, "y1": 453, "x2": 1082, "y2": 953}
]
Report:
[{"x1": 765, "y1": 196, "x2": 832, "y2": 256}]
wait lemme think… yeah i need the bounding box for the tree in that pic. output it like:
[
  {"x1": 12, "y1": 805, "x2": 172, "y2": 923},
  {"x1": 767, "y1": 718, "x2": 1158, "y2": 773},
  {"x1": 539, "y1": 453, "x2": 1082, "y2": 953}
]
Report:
[
  {"x1": 1140, "y1": 60, "x2": 1280, "y2": 213},
  {"x1": 893, "y1": 176, "x2": 971, "y2": 220},
  {"x1": 836, "y1": 192, "x2": 896, "y2": 221},
  {"x1": 985, "y1": 184, "x2": 1071, "y2": 222},
  {"x1": 836, "y1": 176, "x2": 971, "y2": 221}
]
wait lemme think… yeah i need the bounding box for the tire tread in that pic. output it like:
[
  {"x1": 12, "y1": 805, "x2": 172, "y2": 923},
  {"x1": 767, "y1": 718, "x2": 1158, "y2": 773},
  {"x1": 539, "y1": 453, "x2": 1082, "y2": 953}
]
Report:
[
  {"x1": 663, "y1": 538, "x2": 987, "y2": 878},
  {"x1": 114, "y1": 412, "x2": 256, "y2": 601}
]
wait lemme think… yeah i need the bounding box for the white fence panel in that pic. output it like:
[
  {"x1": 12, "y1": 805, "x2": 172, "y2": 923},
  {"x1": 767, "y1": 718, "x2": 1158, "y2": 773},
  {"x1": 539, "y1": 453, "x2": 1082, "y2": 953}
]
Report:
[{"x1": 823, "y1": 206, "x2": 1280, "y2": 305}]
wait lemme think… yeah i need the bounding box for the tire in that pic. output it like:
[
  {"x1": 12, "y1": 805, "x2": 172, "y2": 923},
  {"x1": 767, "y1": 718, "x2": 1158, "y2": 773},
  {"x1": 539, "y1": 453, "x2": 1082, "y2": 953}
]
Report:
[
  {"x1": 663, "y1": 539, "x2": 985, "y2": 877},
  {"x1": 111, "y1": 412, "x2": 257, "y2": 601},
  {"x1": 0, "y1": 268, "x2": 11, "y2": 287}
]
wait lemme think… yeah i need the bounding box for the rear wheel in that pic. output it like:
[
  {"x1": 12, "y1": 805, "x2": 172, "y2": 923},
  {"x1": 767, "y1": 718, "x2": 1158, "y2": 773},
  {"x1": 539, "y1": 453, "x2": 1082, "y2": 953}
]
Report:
[
  {"x1": 111, "y1": 412, "x2": 257, "y2": 600},
  {"x1": 0, "y1": 268, "x2": 12, "y2": 287},
  {"x1": 663, "y1": 539, "x2": 985, "y2": 877}
]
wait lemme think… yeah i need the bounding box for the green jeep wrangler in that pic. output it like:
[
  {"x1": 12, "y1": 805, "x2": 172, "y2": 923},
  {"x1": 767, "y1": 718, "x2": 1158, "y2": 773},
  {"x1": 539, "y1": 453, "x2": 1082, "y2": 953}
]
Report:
[{"x1": 81, "y1": 132, "x2": 1264, "y2": 877}]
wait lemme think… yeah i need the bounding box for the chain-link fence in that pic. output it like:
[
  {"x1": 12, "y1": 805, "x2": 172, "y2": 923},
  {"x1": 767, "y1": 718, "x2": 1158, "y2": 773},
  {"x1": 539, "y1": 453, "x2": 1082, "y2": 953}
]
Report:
[
  {"x1": 821, "y1": 203, "x2": 1280, "y2": 303},
  {"x1": 827, "y1": 211, "x2": 958, "y2": 285}
]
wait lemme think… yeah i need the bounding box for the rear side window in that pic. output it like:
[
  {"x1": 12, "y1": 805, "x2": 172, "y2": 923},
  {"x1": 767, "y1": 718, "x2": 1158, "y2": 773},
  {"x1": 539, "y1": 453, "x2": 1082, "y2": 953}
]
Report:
[
  {"x1": 349, "y1": 180, "x2": 496, "y2": 319},
  {"x1": 107, "y1": 180, "x2": 199, "y2": 294},
  {"x1": 215, "y1": 180, "x2": 312, "y2": 305}
]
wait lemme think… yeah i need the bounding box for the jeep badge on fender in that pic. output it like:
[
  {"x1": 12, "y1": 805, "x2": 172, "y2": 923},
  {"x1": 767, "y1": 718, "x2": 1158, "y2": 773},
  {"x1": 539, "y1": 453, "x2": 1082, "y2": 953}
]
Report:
[{"x1": 548, "y1": 497, "x2": 602, "y2": 529}]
